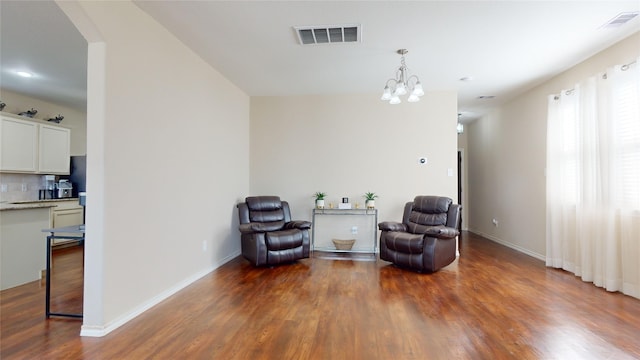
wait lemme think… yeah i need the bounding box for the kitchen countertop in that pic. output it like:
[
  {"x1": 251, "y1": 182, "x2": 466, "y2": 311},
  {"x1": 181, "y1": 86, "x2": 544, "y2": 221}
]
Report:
[
  {"x1": 0, "y1": 198, "x2": 79, "y2": 211},
  {"x1": 0, "y1": 202, "x2": 57, "y2": 211},
  {"x1": 11, "y1": 198, "x2": 79, "y2": 204}
]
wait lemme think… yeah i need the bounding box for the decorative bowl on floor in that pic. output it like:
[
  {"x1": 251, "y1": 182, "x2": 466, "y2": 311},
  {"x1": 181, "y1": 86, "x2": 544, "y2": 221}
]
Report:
[{"x1": 332, "y1": 239, "x2": 356, "y2": 250}]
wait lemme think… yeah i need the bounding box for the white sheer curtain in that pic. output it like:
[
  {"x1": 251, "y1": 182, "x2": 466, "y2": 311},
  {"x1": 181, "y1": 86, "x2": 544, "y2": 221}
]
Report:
[{"x1": 546, "y1": 57, "x2": 640, "y2": 300}]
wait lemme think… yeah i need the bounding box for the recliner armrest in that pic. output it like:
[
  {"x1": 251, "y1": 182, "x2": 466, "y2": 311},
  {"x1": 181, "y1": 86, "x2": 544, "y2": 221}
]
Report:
[
  {"x1": 378, "y1": 222, "x2": 407, "y2": 232},
  {"x1": 239, "y1": 223, "x2": 272, "y2": 234},
  {"x1": 284, "y1": 220, "x2": 312, "y2": 230},
  {"x1": 424, "y1": 226, "x2": 459, "y2": 239}
]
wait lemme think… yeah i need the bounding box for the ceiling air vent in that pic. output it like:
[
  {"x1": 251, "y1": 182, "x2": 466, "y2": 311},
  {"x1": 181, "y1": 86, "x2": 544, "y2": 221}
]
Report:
[
  {"x1": 294, "y1": 24, "x2": 361, "y2": 45},
  {"x1": 601, "y1": 12, "x2": 639, "y2": 28}
]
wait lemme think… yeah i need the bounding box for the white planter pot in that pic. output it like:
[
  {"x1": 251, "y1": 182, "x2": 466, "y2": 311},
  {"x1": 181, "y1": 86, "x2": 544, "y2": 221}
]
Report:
[
  {"x1": 366, "y1": 200, "x2": 375, "y2": 209},
  {"x1": 316, "y1": 199, "x2": 325, "y2": 209}
]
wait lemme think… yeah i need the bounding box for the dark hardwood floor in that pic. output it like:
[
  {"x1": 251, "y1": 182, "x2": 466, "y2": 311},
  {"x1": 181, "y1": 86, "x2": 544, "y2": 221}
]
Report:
[{"x1": 2, "y1": 232, "x2": 640, "y2": 359}]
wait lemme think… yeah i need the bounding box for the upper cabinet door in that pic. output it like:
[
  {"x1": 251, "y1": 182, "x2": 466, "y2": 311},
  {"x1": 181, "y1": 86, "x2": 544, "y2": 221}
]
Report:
[
  {"x1": 0, "y1": 116, "x2": 38, "y2": 173},
  {"x1": 38, "y1": 124, "x2": 70, "y2": 174}
]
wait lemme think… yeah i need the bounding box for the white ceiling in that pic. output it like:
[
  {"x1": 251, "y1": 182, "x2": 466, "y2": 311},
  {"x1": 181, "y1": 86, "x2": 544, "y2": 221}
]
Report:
[
  {"x1": 2, "y1": 1, "x2": 639, "y2": 122},
  {"x1": 0, "y1": 1, "x2": 87, "y2": 110}
]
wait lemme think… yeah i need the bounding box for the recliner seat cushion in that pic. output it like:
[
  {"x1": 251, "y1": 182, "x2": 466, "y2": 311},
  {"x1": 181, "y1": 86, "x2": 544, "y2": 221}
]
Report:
[
  {"x1": 266, "y1": 229, "x2": 303, "y2": 251},
  {"x1": 384, "y1": 232, "x2": 424, "y2": 253}
]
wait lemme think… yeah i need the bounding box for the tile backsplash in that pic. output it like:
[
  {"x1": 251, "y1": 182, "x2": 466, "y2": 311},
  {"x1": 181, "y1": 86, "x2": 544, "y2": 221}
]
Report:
[{"x1": 0, "y1": 173, "x2": 48, "y2": 203}]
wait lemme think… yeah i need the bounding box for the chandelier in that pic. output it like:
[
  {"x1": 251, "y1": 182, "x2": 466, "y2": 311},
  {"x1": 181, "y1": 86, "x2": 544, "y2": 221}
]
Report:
[
  {"x1": 457, "y1": 113, "x2": 464, "y2": 134},
  {"x1": 380, "y1": 49, "x2": 424, "y2": 104}
]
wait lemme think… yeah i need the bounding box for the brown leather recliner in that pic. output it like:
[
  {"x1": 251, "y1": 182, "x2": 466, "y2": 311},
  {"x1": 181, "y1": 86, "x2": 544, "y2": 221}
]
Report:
[
  {"x1": 378, "y1": 196, "x2": 461, "y2": 272},
  {"x1": 237, "y1": 196, "x2": 311, "y2": 266}
]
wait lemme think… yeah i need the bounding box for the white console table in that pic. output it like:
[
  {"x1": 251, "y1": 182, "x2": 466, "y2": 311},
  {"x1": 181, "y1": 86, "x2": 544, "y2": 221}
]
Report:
[{"x1": 312, "y1": 208, "x2": 378, "y2": 254}]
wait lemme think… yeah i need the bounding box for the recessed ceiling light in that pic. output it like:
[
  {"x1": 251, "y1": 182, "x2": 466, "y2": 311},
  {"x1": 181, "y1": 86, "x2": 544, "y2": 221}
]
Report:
[
  {"x1": 478, "y1": 95, "x2": 495, "y2": 99},
  {"x1": 16, "y1": 71, "x2": 34, "y2": 78},
  {"x1": 459, "y1": 76, "x2": 474, "y2": 82}
]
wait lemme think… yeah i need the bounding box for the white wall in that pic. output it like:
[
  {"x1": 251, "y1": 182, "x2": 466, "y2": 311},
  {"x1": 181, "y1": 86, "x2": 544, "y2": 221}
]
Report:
[
  {"x1": 466, "y1": 31, "x2": 640, "y2": 259},
  {"x1": 62, "y1": 1, "x2": 249, "y2": 335},
  {"x1": 250, "y1": 93, "x2": 459, "y2": 226},
  {"x1": 0, "y1": 89, "x2": 87, "y2": 155}
]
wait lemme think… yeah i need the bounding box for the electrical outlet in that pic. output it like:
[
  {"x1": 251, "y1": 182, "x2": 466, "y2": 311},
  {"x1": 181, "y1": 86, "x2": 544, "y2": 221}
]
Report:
[
  {"x1": 492, "y1": 218, "x2": 499, "y2": 227},
  {"x1": 351, "y1": 226, "x2": 358, "y2": 234},
  {"x1": 21, "y1": 183, "x2": 27, "y2": 192},
  {"x1": 1, "y1": 184, "x2": 7, "y2": 192},
  {"x1": 202, "y1": 240, "x2": 207, "y2": 251}
]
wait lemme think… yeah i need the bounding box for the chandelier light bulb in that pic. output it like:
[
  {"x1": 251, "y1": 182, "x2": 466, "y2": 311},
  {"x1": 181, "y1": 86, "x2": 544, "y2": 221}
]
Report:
[
  {"x1": 408, "y1": 94, "x2": 420, "y2": 103},
  {"x1": 394, "y1": 82, "x2": 407, "y2": 96},
  {"x1": 412, "y1": 82, "x2": 424, "y2": 97},
  {"x1": 389, "y1": 96, "x2": 401, "y2": 105},
  {"x1": 381, "y1": 86, "x2": 392, "y2": 101}
]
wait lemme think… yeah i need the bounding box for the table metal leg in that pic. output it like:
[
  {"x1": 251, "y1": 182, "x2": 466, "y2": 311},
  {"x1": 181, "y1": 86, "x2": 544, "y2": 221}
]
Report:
[{"x1": 45, "y1": 234, "x2": 51, "y2": 318}]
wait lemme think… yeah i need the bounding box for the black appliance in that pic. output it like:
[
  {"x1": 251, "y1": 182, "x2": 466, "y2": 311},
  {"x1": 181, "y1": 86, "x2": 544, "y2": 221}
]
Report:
[{"x1": 68, "y1": 155, "x2": 86, "y2": 198}]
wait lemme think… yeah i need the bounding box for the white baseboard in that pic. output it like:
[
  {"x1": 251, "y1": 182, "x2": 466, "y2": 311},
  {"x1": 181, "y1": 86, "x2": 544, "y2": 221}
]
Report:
[
  {"x1": 467, "y1": 229, "x2": 545, "y2": 261},
  {"x1": 80, "y1": 250, "x2": 241, "y2": 337}
]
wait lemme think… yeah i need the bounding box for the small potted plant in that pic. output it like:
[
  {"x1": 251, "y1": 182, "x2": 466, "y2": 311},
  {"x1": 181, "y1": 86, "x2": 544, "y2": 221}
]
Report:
[
  {"x1": 364, "y1": 192, "x2": 378, "y2": 209},
  {"x1": 314, "y1": 192, "x2": 327, "y2": 209}
]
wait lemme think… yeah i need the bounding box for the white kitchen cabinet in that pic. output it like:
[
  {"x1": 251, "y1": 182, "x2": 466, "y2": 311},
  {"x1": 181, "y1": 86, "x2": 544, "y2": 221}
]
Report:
[
  {"x1": 0, "y1": 113, "x2": 70, "y2": 174},
  {"x1": 0, "y1": 116, "x2": 38, "y2": 172},
  {"x1": 38, "y1": 124, "x2": 70, "y2": 174},
  {"x1": 50, "y1": 200, "x2": 84, "y2": 245}
]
